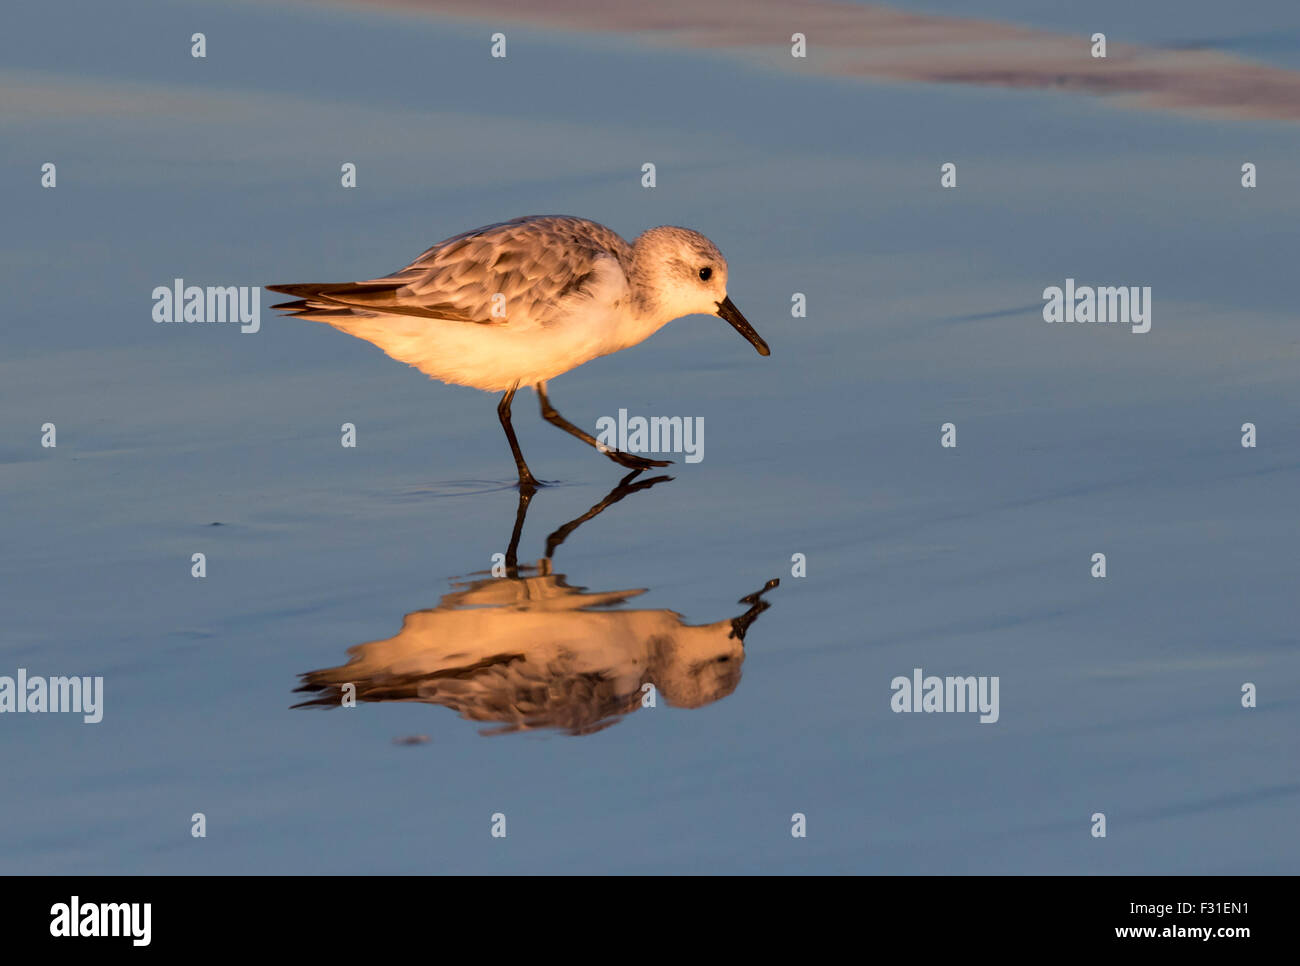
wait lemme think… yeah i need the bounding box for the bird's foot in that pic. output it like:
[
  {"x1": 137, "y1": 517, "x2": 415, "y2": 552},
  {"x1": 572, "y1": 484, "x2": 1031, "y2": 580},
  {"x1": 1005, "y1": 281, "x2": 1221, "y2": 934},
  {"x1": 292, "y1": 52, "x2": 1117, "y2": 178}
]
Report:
[
  {"x1": 605, "y1": 450, "x2": 672, "y2": 470},
  {"x1": 615, "y1": 468, "x2": 675, "y2": 490},
  {"x1": 516, "y1": 470, "x2": 545, "y2": 490}
]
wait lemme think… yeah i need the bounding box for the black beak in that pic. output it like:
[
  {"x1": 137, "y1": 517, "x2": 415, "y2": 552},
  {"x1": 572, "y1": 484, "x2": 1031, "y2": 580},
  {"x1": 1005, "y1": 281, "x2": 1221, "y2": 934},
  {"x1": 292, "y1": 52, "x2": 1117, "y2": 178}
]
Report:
[
  {"x1": 716, "y1": 296, "x2": 770, "y2": 356},
  {"x1": 728, "y1": 578, "x2": 781, "y2": 642}
]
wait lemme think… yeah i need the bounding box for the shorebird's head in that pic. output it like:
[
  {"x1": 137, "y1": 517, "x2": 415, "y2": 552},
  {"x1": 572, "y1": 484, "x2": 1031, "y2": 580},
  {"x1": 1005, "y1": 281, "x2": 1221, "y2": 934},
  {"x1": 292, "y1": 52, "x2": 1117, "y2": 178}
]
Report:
[
  {"x1": 649, "y1": 578, "x2": 778, "y2": 709},
  {"x1": 632, "y1": 226, "x2": 770, "y2": 355},
  {"x1": 651, "y1": 625, "x2": 747, "y2": 709}
]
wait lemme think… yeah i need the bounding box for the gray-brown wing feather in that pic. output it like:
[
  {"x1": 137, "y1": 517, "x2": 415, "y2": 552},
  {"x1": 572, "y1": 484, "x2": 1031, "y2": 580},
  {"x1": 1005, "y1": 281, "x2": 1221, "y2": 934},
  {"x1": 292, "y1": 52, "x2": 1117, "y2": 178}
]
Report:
[
  {"x1": 293, "y1": 652, "x2": 640, "y2": 736},
  {"x1": 269, "y1": 215, "x2": 631, "y2": 326}
]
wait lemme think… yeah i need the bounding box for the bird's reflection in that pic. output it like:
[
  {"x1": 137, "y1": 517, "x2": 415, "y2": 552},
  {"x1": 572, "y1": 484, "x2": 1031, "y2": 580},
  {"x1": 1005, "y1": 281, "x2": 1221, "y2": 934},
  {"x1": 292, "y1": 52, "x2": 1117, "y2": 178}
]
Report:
[{"x1": 293, "y1": 473, "x2": 778, "y2": 736}]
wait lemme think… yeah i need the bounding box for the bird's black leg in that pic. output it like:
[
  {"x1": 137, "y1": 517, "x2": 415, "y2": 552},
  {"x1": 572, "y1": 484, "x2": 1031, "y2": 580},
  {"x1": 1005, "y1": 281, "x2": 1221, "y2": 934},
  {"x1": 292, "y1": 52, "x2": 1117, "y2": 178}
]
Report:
[
  {"x1": 535, "y1": 382, "x2": 671, "y2": 470},
  {"x1": 543, "y1": 469, "x2": 673, "y2": 560},
  {"x1": 503, "y1": 483, "x2": 535, "y2": 577},
  {"x1": 498, "y1": 384, "x2": 540, "y2": 488}
]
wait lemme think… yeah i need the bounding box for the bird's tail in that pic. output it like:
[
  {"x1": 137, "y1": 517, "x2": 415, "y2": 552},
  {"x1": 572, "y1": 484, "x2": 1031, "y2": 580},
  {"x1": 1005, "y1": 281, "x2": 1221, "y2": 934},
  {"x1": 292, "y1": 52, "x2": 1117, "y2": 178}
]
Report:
[{"x1": 266, "y1": 281, "x2": 407, "y2": 323}]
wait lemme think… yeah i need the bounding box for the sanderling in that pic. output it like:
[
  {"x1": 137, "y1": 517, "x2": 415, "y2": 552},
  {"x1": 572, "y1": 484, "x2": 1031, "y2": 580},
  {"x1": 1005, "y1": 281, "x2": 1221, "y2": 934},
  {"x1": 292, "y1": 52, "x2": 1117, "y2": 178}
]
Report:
[
  {"x1": 268, "y1": 215, "x2": 770, "y2": 487},
  {"x1": 293, "y1": 472, "x2": 780, "y2": 736}
]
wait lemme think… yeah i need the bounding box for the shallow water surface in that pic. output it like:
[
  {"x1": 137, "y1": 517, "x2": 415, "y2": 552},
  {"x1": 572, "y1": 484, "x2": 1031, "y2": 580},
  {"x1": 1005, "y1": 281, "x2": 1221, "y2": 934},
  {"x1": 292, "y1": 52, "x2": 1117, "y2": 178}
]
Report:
[{"x1": 0, "y1": 0, "x2": 1297, "y2": 874}]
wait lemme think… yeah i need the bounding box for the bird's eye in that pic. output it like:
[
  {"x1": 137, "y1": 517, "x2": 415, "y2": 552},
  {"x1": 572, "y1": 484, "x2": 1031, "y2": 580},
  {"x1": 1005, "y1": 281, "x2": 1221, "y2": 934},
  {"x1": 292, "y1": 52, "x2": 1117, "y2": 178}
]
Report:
[{"x1": 698, "y1": 267, "x2": 712, "y2": 281}]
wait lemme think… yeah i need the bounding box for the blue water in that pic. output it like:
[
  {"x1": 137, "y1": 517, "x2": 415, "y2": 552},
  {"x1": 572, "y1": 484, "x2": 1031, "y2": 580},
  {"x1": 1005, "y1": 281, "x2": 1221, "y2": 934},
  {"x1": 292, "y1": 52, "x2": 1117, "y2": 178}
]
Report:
[{"x1": 1, "y1": 0, "x2": 1296, "y2": 873}]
